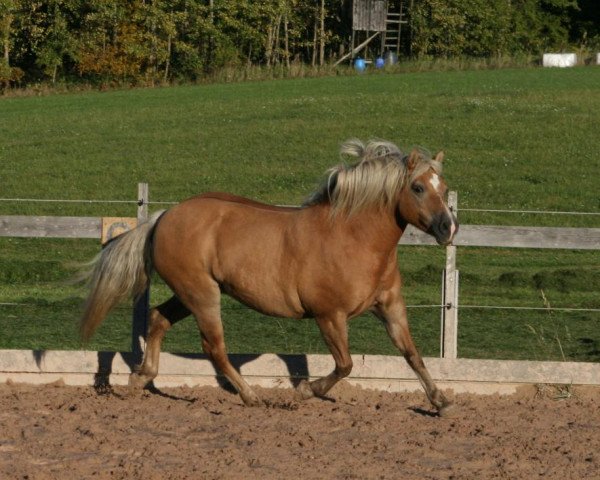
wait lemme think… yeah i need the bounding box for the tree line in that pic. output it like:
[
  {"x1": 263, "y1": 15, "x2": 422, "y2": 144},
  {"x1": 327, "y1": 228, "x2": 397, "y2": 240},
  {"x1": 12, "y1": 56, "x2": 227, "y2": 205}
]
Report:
[{"x1": 1, "y1": 0, "x2": 598, "y2": 89}]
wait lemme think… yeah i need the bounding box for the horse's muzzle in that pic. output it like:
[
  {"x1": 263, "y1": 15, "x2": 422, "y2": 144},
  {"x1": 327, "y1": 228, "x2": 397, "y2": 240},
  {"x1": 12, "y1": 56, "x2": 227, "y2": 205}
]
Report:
[{"x1": 429, "y1": 212, "x2": 459, "y2": 246}]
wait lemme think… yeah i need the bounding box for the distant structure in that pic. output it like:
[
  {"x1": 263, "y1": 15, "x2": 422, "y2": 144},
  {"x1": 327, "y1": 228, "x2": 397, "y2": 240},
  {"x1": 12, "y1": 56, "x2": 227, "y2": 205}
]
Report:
[
  {"x1": 542, "y1": 53, "x2": 578, "y2": 68},
  {"x1": 336, "y1": 0, "x2": 407, "y2": 66}
]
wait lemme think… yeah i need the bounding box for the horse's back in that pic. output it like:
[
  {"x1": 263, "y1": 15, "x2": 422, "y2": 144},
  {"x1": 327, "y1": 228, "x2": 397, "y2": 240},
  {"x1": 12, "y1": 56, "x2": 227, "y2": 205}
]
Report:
[{"x1": 194, "y1": 192, "x2": 301, "y2": 212}]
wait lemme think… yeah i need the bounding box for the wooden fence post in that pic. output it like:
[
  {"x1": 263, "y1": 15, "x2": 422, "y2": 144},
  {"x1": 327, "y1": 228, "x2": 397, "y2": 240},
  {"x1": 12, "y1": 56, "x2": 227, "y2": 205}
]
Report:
[
  {"x1": 440, "y1": 191, "x2": 459, "y2": 359},
  {"x1": 132, "y1": 183, "x2": 149, "y2": 361}
]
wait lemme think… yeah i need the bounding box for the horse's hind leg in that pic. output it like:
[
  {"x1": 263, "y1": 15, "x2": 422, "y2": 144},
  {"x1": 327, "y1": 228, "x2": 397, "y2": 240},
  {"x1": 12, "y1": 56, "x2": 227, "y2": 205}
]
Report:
[
  {"x1": 129, "y1": 296, "x2": 190, "y2": 389},
  {"x1": 298, "y1": 312, "x2": 352, "y2": 400},
  {"x1": 184, "y1": 282, "x2": 261, "y2": 407}
]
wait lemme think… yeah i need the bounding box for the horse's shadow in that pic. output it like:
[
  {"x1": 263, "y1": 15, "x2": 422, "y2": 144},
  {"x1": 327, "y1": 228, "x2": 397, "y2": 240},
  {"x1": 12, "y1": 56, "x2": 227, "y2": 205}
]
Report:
[
  {"x1": 85, "y1": 297, "x2": 311, "y2": 400},
  {"x1": 408, "y1": 406, "x2": 440, "y2": 418},
  {"x1": 90, "y1": 349, "x2": 310, "y2": 401}
]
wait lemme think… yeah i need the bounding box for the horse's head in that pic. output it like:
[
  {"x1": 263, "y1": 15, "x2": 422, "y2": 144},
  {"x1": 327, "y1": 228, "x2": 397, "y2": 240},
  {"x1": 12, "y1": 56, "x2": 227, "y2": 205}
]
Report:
[
  {"x1": 303, "y1": 140, "x2": 459, "y2": 246},
  {"x1": 396, "y1": 149, "x2": 458, "y2": 246}
]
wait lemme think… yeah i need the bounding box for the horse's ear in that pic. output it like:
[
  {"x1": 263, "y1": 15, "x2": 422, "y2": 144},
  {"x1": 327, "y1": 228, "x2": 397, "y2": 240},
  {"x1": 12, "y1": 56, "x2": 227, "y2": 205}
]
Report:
[
  {"x1": 434, "y1": 151, "x2": 445, "y2": 163},
  {"x1": 406, "y1": 149, "x2": 420, "y2": 171}
]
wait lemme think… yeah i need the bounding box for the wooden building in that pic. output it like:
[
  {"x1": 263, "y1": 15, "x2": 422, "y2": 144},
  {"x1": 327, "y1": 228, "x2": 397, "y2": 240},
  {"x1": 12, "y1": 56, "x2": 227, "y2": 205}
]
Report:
[{"x1": 338, "y1": 0, "x2": 407, "y2": 65}]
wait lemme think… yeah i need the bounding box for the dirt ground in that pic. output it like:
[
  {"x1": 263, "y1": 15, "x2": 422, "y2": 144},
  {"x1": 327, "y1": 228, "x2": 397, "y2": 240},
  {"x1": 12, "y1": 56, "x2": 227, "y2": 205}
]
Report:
[{"x1": 0, "y1": 380, "x2": 598, "y2": 480}]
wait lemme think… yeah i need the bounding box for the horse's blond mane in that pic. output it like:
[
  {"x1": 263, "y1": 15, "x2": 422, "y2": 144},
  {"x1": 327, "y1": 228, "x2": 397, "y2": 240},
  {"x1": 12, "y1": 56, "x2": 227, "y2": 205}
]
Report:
[{"x1": 304, "y1": 139, "x2": 442, "y2": 217}]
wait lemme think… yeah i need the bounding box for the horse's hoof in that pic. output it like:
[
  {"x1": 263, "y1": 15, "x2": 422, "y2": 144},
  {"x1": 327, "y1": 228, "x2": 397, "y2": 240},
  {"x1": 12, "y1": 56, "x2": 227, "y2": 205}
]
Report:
[
  {"x1": 296, "y1": 380, "x2": 315, "y2": 400},
  {"x1": 241, "y1": 392, "x2": 261, "y2": 407},
  {"x1": 128, "y1": 372, "x2": 148, "y2": 391},
  {"x1": 437, "y1": 402, "x2": 457, "y2": 418}
]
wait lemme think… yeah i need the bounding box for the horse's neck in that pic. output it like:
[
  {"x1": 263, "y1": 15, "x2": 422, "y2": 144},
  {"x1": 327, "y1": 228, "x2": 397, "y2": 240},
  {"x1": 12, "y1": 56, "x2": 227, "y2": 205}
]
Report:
[{"x1": 325, "y1": 206, "x2": 403, "y2": 252}]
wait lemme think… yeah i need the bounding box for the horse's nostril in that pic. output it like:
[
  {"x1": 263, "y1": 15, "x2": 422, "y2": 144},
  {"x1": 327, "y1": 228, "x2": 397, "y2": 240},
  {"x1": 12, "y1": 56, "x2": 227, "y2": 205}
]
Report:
[{"x1": 440, "y1": 220, "x2": 450, "y2": 234}]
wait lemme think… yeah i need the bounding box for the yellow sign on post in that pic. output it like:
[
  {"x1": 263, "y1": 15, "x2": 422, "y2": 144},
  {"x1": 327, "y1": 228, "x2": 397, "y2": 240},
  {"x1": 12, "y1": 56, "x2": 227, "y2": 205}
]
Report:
[{"x1": 101, "y1": 217, "x2": 137, "y2": 244}]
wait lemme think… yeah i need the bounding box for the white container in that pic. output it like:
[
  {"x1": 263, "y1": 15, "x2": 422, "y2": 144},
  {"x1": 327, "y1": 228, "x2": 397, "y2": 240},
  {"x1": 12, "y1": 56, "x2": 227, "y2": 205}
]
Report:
[
  {"x1": 542, "y1": 53, "x2": 577, "y2": 68},
  {"x1": 597, "y1": 53, "x2": 600, "y2": 65}
]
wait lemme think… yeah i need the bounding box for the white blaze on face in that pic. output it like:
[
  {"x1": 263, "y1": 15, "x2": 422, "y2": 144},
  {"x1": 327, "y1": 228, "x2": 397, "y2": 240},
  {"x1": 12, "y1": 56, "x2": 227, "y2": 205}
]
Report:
[
  {"x1": 429, "y1": 173, "x2": 441, "y2": 192},
  {"x1": 429, "y1": 172, "x2": 457, "y2": 241}
]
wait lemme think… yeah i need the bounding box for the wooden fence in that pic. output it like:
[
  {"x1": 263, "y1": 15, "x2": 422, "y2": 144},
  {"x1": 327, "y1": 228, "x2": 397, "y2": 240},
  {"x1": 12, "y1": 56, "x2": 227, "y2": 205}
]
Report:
[{"x1": 1, "y1": 184, "x2": 599, "y2": 394}]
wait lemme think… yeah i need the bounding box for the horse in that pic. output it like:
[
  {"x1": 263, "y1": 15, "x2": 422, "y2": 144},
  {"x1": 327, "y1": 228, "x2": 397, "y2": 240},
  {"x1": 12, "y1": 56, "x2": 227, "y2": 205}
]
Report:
[{"x1": 80, "y1": 139, "x2": 458, "y2": 415}]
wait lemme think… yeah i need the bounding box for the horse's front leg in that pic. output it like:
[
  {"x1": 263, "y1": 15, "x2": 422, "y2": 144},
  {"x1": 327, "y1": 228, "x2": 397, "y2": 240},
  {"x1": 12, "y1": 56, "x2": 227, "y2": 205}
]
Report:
[
  {"x1": 373, "y1": 285, "x2": 454, "y2": 416},
  {"x1": 297, "y1": 312, "x2": 352, "y2": 400}
]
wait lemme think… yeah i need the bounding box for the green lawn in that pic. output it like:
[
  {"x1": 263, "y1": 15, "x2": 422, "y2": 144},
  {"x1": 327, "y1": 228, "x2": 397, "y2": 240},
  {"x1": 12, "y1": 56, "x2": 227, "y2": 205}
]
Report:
[{"x1": 1, "y1": 67, "x2": 599, "y2": 361}]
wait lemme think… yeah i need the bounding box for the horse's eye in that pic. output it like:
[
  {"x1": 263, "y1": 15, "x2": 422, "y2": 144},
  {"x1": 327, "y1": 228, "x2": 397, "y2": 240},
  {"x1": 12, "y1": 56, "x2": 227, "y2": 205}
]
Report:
[{"x1": 412, "y1": 183, "x2": 424, "y2": 195}]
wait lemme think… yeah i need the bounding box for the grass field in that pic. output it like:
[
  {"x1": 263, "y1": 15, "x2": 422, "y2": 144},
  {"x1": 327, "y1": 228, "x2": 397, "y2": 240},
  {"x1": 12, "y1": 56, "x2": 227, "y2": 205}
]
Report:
[{"x1": 1, "y1": 67, "x2": 599, "y2": 361}]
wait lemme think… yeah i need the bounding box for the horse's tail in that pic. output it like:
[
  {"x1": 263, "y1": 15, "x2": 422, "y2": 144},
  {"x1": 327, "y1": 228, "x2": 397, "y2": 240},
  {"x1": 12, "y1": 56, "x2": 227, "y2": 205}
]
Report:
[{"x1": 79, "y1": 210, "x2": 165, "y2": 342}]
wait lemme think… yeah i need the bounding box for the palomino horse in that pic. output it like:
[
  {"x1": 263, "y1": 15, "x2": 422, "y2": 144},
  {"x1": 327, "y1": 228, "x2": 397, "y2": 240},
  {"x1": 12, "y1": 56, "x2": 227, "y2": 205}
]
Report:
[{"x1": 80, "y1": 139, "x2": 458, "y2": 415}]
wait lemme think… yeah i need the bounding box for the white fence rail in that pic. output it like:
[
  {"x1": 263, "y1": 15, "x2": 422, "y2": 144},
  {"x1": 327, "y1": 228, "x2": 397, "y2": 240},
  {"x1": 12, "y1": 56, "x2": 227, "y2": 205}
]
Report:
[{"x1": 1, "y1": 184, "x2": 599, "y2": 393}]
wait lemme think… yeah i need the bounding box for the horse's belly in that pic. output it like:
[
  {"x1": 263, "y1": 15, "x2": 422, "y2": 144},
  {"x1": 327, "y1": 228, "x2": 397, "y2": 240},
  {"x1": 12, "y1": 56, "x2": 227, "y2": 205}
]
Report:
[{"x1": 221, "y1": 281, "x2": 304, "y2": 319}]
